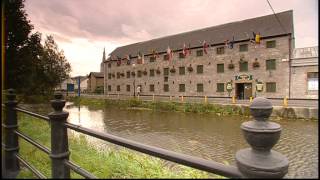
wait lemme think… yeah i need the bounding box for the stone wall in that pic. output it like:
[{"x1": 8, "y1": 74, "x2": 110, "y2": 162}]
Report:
[
  {"x1": 291, "y1": 65, "x2": 318, "y2": 99},
  {"x1": 104, "y1": 36, "x2": 291, "y2": 98}
]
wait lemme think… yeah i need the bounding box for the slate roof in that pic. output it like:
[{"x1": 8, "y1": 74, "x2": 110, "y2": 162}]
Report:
[
  {"x1": 88, "y1": 72, "x2": 104, "y2": 78},
  {"x1": 108, "y1": 10, "x2": 293, "y2": 59}
]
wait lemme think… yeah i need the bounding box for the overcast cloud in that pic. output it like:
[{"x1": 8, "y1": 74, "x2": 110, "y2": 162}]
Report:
[{"x1": 24, "y1": 0, "x2": 318, "y2": 76}]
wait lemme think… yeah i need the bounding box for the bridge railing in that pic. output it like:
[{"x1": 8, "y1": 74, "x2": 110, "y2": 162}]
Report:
[{"x1": 2, "y1": 89, "x2": 289, "y2": 179}]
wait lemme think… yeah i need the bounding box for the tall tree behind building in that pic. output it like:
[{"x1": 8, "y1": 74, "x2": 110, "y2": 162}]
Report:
[{"x1": 4, "y1": 0, "x2": 71, "y2": 96}]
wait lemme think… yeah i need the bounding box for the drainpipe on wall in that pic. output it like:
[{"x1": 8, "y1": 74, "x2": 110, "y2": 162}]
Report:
[{"x1": 288, "y1": 34, "x2": 293, "y2": 99}]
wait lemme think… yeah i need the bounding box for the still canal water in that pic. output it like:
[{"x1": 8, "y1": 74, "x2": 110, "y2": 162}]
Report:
[{"x1": 22, "y1": 103, "x2": 318, "y2": 178}]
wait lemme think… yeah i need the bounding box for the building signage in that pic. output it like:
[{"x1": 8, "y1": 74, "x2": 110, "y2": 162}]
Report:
[
  {"x1": 235, "y1": 74, "x2": 253, "y2": 81},
  {"x1": 256, "y1": 82, "x2": 263, "y2": 92},
  {"x1": 226, "y1": 82, "x2": 233, "y2": 92}
]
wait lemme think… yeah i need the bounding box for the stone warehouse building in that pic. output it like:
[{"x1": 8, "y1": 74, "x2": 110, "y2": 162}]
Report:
[{"x1": 103, "y1": 10, "x2": 300, "y2": 99}]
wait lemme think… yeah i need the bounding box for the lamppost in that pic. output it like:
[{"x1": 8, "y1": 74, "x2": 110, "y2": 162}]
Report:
[{"x1": 132, "y1": 63, "x2": 136, "y2": 98}]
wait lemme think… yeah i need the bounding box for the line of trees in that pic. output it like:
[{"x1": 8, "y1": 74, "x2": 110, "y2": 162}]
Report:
[{"x1": 4, "y1": 0, "x2": 71, "y2": 96}]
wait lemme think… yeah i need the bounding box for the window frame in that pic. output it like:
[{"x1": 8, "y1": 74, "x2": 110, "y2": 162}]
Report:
[
  {"x1": 239, "y1": 61, "x2": 248, "y2": 72},
  {"x1": 216, "y1": 47, "x2": 225, "y2": 55},
  {"x1": 149, "y1": 84, "x2": 155, "y2": 92},
  {"x1": 266, "y1": 82, "x2": 276, "y2": 92},
  {"x1": 196, "y1": 50, "x2": 203, "y2": 57},
  {"x1": 266, "y1": 59, "x2": 276, "y2": 70},
  {"x1": 164, "y1": 84, "x2": 169, "y2": 92},
  {"x1": 179, "y1": 66, "x2": 185, "y2": 75},
  {"x1": 266, "y1": 40, "x2": 276, "y2": 48},
  {"x1": 197, "y1": 65, "x2": 203, "y2": 74},
  {"x1": 239, "y1": 44, "x2": 248, "y2": 52},
  {"x1": 217, "y1": 63, "x2": 224, "y2": 73},
  {"x1": 179, "y1": 84, "x2": 185, "y2": 92},
  {"x1": 217, "y1": 83, "x2": 224, "y2": 92},
  {"x1": 197, "y1": 83, "x2": 204, "y2": 92}
]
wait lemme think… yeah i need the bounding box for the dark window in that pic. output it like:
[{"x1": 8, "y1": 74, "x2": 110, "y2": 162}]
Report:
[
  {"x1": 150, "y1": 56, "x2": 156, "y2": 62},
  {"x1": 179, "y1": 84, "x2": 185, "y2": 92},
  {"x1": 164, "y1": 54, "x2": 169, "y2": 60},
  {"x1": 196, "y1": 50, "x2": 203, "y2": 57},
  {"x1": 216, "y1": 47, "x2": 224, "y2": 55},
  {"x1": 150, "y1": 84, "x2": 155, "y2": 92},
  {"x1": 126, "y1": 71, "x2": 130, "y2": 78},
  {"x1": 197, "y1": 65, "x2": 203, "y2": 74},
  {"x1": 266, "y1": 82, "x2": 276, "y2": 92},
  {"x1": 217, "y1": 64, "x2": 224, "y2": 73},
  {"x1": 137, "y1": 70, "x2": 142, "y2": 77},
  {"x1": 126, "y1": 85, "x2": 130, "y2": 92},
  {"x1": 164, "y1": 68, "x2": 169, "y2": 76},
  {"x1": 117, "y1": 72, "x2": 120, "y2": 79},
  {"x1": 150, "y1": 69, "x2": 155, "y2": 77},
  {"x1": 164, "y1": 77, "x2": 168, "y2": 82},
  {"x1": 108, "y1": 63, "x2": 111, "y2": 68},
  {"x1": 266, "y1": 40, "x2": 276, "y2": 48},
  {"x1": 179, "y1": 67, "x2": 185, "y2": 75},
  {"x1": 179, "y1": 52, "x2": 185, "y2": 59},
  {"x1": 239, "y1": 44, "x2": 248, "y2": 52},
  {"x1": 108, "y1": 73, "x2": 111, "y2": 79},
  {"x1": 108, "y1": 85, "x2": 111, "y2": 91},
  {"x1": 164, "y1": 84, "x2": 169, "y2": 92},
  {"x1": 307, "y1": 72, "x2": 318, "y2": 90},
  {"x1": 197, "y1": 84, "x2": 203, "y2": 92},
  {"x1": 117, "y1": 85, "x2": 120, "y2": 91},
  {"x1": 239, "y1": 61, "x2": 248, "y2": 72},
  {"x1": 266, "y1": 59, "x2": 276, "y2": 70},
  {"x1": 217, "y1": 83, "x2": 224, "y2": 92}
]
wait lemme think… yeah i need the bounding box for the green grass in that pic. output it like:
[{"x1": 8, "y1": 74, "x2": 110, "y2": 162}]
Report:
[
  {"x1": 15, "y1": 113, "x2": 222, "y2": 179},
  {"x1": 67, "y1": 96, "x2": 248, "y2": 116}
]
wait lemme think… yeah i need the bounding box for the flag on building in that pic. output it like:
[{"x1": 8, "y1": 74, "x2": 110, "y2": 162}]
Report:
[
  {"x1": 137, "y1": 51, "x2": 144, "y2": 64},
  {"x1": 167, "y1": 46, "x2": 173, "y2": 60},
  {"x1": 126, "y1": 54, "x2": 131, "y2": 65},
  {"x1": 203, "y1": 40, "x2": 208, "y2": 54},
  {"x1": 182, "y1": 43, "x2": 188, "y2": 57},
  {"x1": 228, "y1": 36, "x2": 234, "y2": 49},
  {"x1": 116, "y1": 56, "x2": 121, "y2": 65},
  {"x1": 255, "y1": 32, "x2": 261, "y2": 44}
]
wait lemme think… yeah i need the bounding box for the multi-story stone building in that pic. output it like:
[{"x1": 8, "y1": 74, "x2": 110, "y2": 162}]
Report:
[
  {"x1": 103, "y1": 10, "x2": 297, "y2": 99},
  {"x1": 87, "y1": 72, "x2": 104, "y2": 93}
]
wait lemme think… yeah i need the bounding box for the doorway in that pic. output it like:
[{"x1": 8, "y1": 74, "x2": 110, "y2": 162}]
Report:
[{"x1": 236, "y1": 83, "x2": 252, "y2": 99}]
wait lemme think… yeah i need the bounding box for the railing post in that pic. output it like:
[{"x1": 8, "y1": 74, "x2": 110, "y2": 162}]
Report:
[
  {"x1": 235, "y1": 97, "x2": 289, "y2": 178},
  {"x1": 3, "y1": 89, "x2": 20, "y2": 178},
  {"x1": 48, "y1": 92, "x2": 70, "y2": 178}
]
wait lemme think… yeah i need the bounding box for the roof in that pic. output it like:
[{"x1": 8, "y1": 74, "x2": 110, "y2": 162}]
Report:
[
  {"x1": 292, "y1": 46, "x2": 318, "y2": 59},
  {"x1": 88, "y1": 72, "x2": 104, "y2": 78},
  {"x1": 108, "y1": 10, "x2": 294, "y2": 59}
]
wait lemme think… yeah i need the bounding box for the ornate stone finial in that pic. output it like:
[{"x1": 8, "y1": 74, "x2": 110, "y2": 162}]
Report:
[
  {"x1": 235, "y1": 97, "x2": 289, "y2": 178},
  {"x1": 50, "y1": 91, "x2": 65, "y2": 112}
]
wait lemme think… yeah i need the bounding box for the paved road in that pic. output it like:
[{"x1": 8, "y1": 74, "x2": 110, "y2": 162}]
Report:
[{"x1": 70, "y1": 93, "x2": 318, "y2": 108}]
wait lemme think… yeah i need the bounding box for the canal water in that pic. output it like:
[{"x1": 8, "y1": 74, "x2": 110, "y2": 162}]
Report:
[{"x1": 21, "y1": 103, "x2": 318, "y2": 178}]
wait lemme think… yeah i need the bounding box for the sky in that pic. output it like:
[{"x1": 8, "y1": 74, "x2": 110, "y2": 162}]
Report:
[{"x1": 24, "y1": 0, "x2": 318, "y2": 77}]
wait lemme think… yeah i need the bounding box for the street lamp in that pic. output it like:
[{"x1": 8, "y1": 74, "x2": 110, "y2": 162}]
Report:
[{"x1": 132, "y1": 63, "x2": 136, "y2": 98}]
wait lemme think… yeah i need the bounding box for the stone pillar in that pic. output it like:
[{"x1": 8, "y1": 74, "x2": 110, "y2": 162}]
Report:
[{"x1": 236, "y1": 97, "x2": 289, "y2": 178}]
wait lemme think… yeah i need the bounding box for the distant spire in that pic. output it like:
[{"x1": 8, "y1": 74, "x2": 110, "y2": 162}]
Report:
[{"x1": 102, "y1": 47, "x2": 106, "y2": 61}]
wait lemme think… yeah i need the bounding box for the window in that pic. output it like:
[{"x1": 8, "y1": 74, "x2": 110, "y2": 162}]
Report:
[
  {"x1": 164, "y1": 84, "x2": 169, "y2": 92},
  {"x1": 216, "y1": 47, "x2": 224, "y2": 55},
  {"x1": 150, "y1": 56, "x2": 156, "y2": 62},
  {"x1": 179, "y1": 67, "x2": 185, "y2": 75},
  {"x1": 179, "y1": 52, "x2": 185, "y2": 59},
  {"x1": 197, "y1": 84, "x2": 203, "y2": 92},
  {"x1": 307, "y1": 72, "x2": 318, "y2": 90},
  {"x1": 117, "y1": 72, "x2": 120, "y2": 79},
  {"x1": 266, "y1": 82, "x2": 276, "y2": 92},
  {"x1": 117, "y1": 85, "x2": 120, "y2": 91},
  {"x1": 126, "y1": 71, "x2": 130, "y2": 78},
  {"x1": 108, "y1": 63, "x2": 111, "y2": 68},
  {"x1": 150, "y1": 84, "x2": 155, "y2": 92},
  {"x1": 108, "y1": 85, "x2": 111, "y2": 91},
  {"x1": 164, "y1": 54, "x2": 169, "y2": 60},
  {"x1": 239, "y1": 44, "x2": 248, "y2": 52},
  {"x1": 217, "y1": 64, "x2": 224, "y2": 73},
  {"x1": 164, "y1": 77, "x2": 168, "y2": 82},
  {"x1": 137, "y1": 70, "x2": 142, "y2": 77},
  {"x1": 150, "y1": 69, "x2": 155, "y2": 77},
  {"x1": 266, "y1": 40, "x2": 276, "y2": 48},
  {"x1": 126, "y1": 85, "x2": 130, "y2": 92},
  {"x1": 179, "y1": 84, "x2": 185, "y2": 92},
  {"x1": 196, "y1": 50, "x2": 203, "y2": 57},
  {"x1": 217, "y1": 83, "x2": 224, "y2": 92},
  {"x1": 108, "y1": 73, "x2": 111, "y2": 79},
  {"x1": 164, "y1": 68, "x2": 169, "y2": 76},
  {"x1": 239, "y1": 61, "x2": 248, "y2": 72},
  {"x1": 266, "y1": 59, "x2": 276, "y2": 70},
  {"x1": 197, "y1": 65, "x2": 203, "y2": 74}
]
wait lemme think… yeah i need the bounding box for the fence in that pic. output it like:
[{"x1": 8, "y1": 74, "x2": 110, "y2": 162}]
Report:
[{"x1": 2, "y1": 89, "x2": 289, "y2": 178}]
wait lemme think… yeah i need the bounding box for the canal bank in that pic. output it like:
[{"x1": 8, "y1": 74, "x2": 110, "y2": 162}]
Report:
[{"x1": 68, "y1": 95, "x2": 318, "y2": 120}]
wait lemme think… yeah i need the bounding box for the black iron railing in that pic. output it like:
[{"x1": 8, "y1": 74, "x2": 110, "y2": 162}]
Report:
[{"x1": 2, "y1": 89, "x2": 289, "y2": 179}]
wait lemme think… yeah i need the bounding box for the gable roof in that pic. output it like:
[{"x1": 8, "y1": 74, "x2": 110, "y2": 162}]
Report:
[
  {"x1": 88, "y1": 72, "x2": 104, "y2": 78},
  {"x1": 108, "y1": 10, "x2": 293, "y2": 59}
]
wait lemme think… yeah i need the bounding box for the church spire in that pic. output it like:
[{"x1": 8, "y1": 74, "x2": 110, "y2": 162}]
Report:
[{"x1": 102, "y1": 47, "x2": 106, "y2": 61}]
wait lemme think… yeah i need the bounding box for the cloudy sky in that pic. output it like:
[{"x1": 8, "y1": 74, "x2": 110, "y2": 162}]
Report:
[{"x1": 24, "y1": 0, "x2": 318, "y2": 76}]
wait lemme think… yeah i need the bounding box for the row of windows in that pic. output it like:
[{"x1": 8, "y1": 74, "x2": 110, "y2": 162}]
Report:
[
  {"x1": 107, "y1": 41, "x2": 277, "y2": 67},
  {"x1": 108, "y1": 82, "x2": 277, "y2": 93},
  {"x1": 107, "y1": 59, "x2": 276, "y2": 79}
]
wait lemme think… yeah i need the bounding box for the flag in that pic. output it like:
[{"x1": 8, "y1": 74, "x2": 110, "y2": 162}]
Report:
[
  {"x1": 116, "y1": 56, "x2": 121, "y2": 65},
  {"x1": 126, "y1": 55, "x2": 131, "y2": 65},
  {"x1": 224, "y1": 40, "x2": 229, "y2": 47},
  {"x1": 203, "y1": 40, "x2": 208, "y2": 54},
  {"x1": 141, "y1": 52, "x2": 145, "y2": 64},
  {"x1": 255, "y1": 32, "x2": 261, "y2": 44},
  {"x1": 228, "y1": 36, "x2": 234, "y2": 49},
  {"x1": 182, "y1": 43, "x2": 187, "y2": 57},
  {"x1": 167, "y1": 46, "x2": 173, "y2": 60},
  {"x1": 251, "y1": 32, "x2": 257, "y2": 44}
]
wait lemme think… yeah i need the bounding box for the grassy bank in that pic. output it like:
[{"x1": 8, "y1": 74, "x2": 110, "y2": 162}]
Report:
[
  {"x1": 67, "y1": 96, "x2": 249, "y2": 116},
  {"x1": 15, "y1": 113, "x2": 217, "y2": 178}
]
